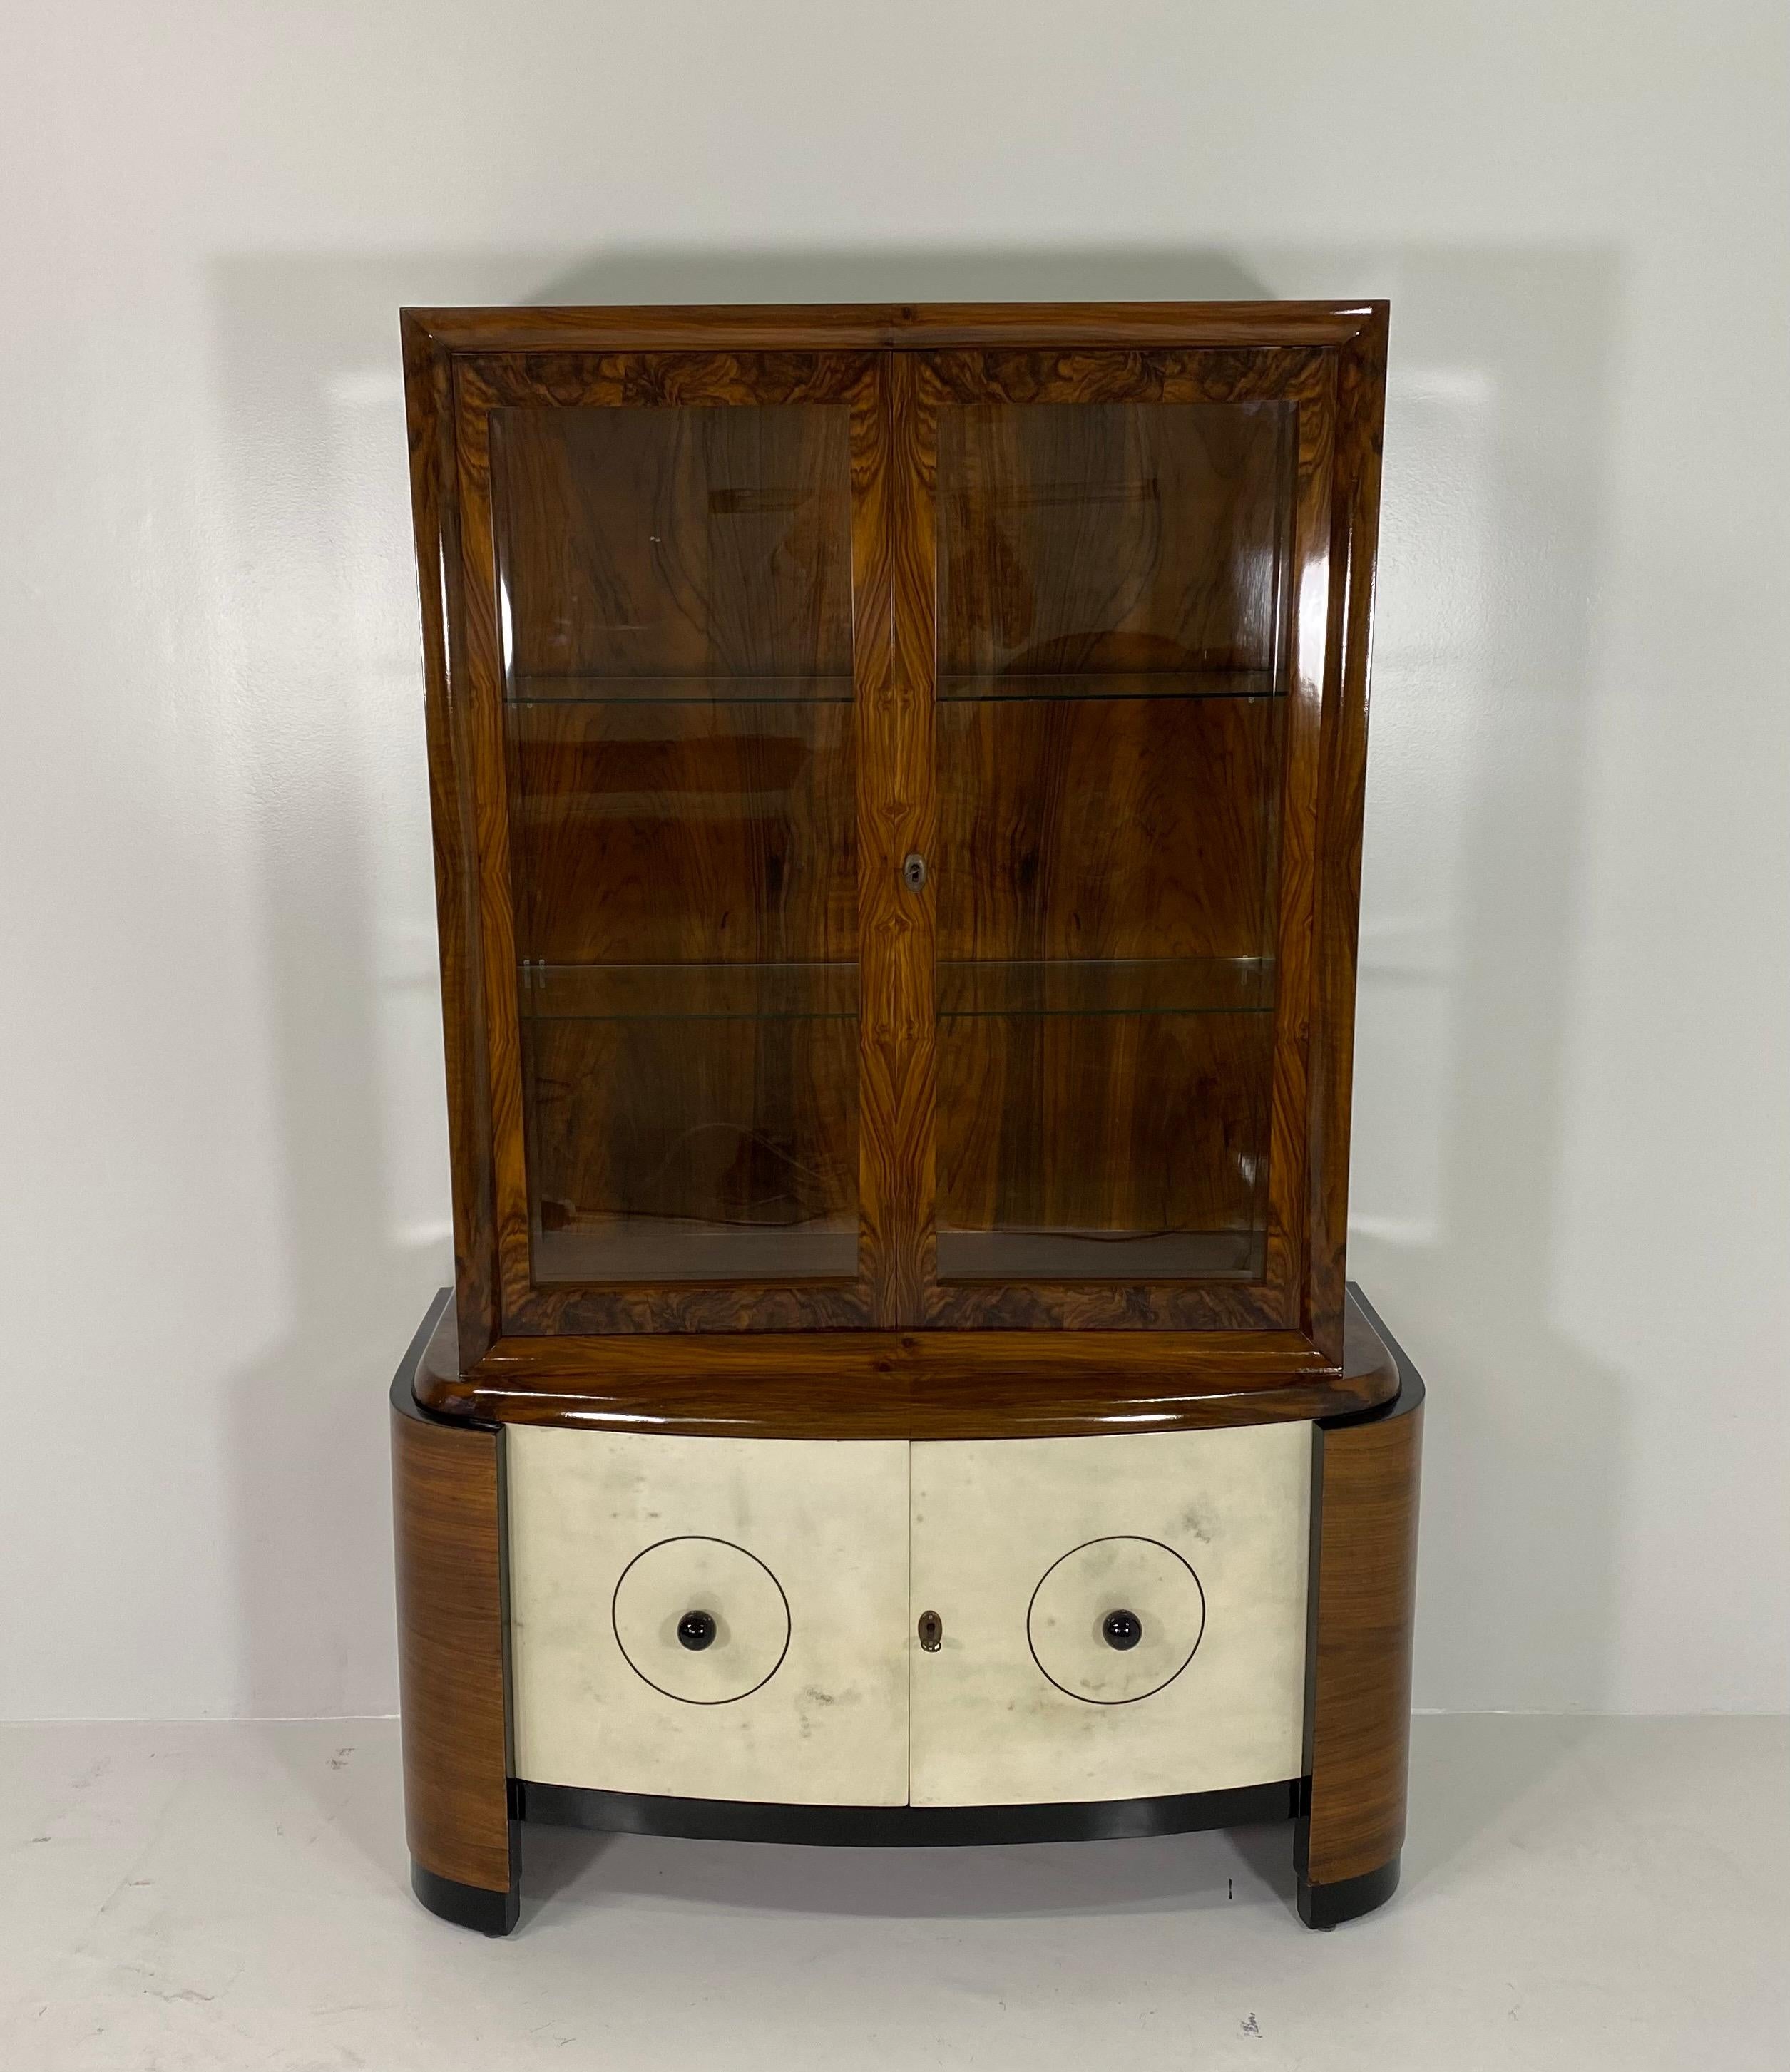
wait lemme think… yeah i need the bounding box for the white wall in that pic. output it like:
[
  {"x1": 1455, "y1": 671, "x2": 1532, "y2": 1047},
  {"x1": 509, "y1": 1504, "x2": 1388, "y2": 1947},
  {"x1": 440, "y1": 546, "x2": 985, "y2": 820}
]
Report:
[{"x1": 1, "y1": 1, "x2": 1784, "y2": 1720}]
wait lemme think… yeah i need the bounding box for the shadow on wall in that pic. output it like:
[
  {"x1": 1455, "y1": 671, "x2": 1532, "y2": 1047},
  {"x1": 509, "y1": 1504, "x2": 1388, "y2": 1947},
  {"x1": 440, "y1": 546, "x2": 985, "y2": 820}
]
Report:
[
  {"x1": 208, "y1": 244, "x2": 1621, "y2": 1872},
  {"x1": 1342, "y1": 249, "x2": 1626, "y2": 1739}
]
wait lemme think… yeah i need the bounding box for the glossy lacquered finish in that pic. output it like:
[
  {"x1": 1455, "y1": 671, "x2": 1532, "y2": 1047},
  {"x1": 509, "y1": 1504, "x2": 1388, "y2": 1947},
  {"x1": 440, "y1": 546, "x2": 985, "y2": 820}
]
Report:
[
  {"x1": 413, "y1": 1281, "x2": 1398, "y2": 1436},
  {"x1": 402, "y1": 302, "x2": 1388, "y2": 1416}
]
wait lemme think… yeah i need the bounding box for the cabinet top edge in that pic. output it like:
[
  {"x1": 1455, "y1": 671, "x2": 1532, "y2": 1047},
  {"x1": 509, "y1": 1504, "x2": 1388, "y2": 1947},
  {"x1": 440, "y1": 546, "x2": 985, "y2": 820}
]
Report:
[
  {"x1": 406, "y1": 1291, "x2": 1398, "y2": 1440},
  {"x1": 399, "y1": 301, "x2": 1388, "y2": 355}
]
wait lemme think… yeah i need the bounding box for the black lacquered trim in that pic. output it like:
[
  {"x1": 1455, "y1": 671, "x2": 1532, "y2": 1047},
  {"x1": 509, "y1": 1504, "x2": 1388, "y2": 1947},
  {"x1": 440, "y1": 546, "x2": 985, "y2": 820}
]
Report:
[
  {"x1": 1297, "y1": 1853, "x2": 1401, "y2": 1929},
  {"x1": 411, "y1": 1858, "x2": 521, "y2": 1936},
  {"x1": 388, "y1": 1288, "x2": 455, "y2": 1425},
  {"x1": 518, "y1": 1777, "x2": 1300, "y2": 1848},
  {"x1": 1328, "y1": 1285, "x2": 1427, "y2": 1429}
]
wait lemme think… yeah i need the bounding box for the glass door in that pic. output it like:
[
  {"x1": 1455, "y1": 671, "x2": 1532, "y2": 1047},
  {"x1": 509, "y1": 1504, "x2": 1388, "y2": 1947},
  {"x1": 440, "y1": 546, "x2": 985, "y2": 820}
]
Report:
[
  {"x1": 451, "y1": 352, "x2": 889, "y2": 1332},
  {"x1": 908, "y1": 349, "x2": 1338, "y2": 1332}
]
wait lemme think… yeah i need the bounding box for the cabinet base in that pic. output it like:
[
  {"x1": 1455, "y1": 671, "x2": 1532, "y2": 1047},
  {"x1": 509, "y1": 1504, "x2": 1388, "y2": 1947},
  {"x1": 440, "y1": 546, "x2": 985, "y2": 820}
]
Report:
[
  {"x1": 407, "y1": 1789, "x2": 1406, "y2": 1936},
  {"x1": 392, "y1": 1283, "x2": 1423, "y2": 1939}
]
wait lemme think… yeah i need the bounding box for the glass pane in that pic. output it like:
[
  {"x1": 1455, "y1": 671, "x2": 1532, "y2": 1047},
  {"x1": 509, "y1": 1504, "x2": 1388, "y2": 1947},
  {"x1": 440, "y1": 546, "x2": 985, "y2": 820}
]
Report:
[
  {"x1": 935, "y1": 400, "x2": 1294, "y2": 1283},
  {"x1": 491, "y1": 403, "x2": 859, "y2": 1283}
]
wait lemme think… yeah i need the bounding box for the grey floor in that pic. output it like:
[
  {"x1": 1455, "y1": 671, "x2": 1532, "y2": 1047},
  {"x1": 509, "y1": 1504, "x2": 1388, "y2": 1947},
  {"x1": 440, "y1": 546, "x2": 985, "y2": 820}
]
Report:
[{"x1": 1, "y1": 1716, "x2": 1783, "y2": 2070}]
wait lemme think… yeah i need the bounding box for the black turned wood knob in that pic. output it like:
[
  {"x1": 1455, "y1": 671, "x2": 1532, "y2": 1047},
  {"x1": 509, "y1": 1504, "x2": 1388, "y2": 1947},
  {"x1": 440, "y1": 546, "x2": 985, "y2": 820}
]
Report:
[
  {"x1": 1101, "y1": 1609, "x2": 1144, "y2": 1651},
  {"x1": 677, "y1": 1609, "x2": 717, "y2": 1651}
]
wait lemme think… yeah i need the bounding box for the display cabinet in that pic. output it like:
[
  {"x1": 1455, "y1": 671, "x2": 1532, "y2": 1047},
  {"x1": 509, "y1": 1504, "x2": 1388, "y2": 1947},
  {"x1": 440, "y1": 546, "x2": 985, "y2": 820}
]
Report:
[{"x1": 391, "y1": 302, "x2": 1422, "y2": 1936}]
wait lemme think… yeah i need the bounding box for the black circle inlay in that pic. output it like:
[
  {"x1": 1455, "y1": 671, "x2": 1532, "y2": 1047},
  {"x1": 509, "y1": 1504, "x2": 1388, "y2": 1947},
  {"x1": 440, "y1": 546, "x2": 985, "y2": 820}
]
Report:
[
  {"x1": 677, "y1": 1609, "x2": 717, "y2": 1651},
  {"x1": 1101, "y1": 1609, "x2": 1144, "y2": 1651}
]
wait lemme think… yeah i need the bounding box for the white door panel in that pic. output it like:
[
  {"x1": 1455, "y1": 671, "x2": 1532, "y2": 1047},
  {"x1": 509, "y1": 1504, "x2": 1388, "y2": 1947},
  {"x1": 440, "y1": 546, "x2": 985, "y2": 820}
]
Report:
[
  {"x1": 508, "y1": 1427, "x2": 909, "y2": 1805},
  {"x1": 909, "y1": 1425, "x2": 1312, "y2": 1807}
]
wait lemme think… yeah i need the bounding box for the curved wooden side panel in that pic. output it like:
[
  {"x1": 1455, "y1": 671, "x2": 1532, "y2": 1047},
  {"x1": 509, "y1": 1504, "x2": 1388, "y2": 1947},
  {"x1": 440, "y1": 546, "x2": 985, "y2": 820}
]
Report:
[
  {"x1": 1297, "y1": 1288, "x2": 1424, "y2": 1927},
  {"x1": 390, "y1": 1293, "x2": 518, "y2": 1934}
]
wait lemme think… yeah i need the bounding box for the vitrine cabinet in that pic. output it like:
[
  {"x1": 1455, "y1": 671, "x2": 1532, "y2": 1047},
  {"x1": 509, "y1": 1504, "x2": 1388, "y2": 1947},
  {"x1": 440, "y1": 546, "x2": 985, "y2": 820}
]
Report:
[{"x1": 390, "y1": 302, "x2": 1423, "y2": 1937}]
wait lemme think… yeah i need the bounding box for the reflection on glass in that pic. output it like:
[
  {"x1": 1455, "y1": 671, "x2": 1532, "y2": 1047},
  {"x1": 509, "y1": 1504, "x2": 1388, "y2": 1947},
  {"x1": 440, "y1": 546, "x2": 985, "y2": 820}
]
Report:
[
  {"x1": 935, "y1": 401, "x2": 1295, "y2": 1282},
  {"x1": 490, "y1": 404, "x2": 859, "y2": 1283}
]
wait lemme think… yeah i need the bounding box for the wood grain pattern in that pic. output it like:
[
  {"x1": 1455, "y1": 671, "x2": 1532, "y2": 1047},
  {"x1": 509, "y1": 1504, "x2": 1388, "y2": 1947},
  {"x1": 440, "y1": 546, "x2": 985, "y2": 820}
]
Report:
[
  {"x1": 1299, "y1": 1306, "x2": 1423, "y2": 1890},
  {"x1": 402, "y1": 314, "x2": 500, "y2": 1368},
  {"x1": 411, "y1": 1283, "x2": 1398, "y2": 1437},
  {"x1": 1304, "y1": 309, "x2": 1389, "y2": 1361},
  {"x1": 865, "y1": 349, "x2": 940, "y2": 1324},
  {"x1": 451, "y1": 357, "x2": 533, "y2": 1329},
  {"x1": 390, "y1": 1296, "x2": 514, "y2": 1898},
  {"x1": 1260, "y1": 357, "x2": 1334, "y2": 1335}
]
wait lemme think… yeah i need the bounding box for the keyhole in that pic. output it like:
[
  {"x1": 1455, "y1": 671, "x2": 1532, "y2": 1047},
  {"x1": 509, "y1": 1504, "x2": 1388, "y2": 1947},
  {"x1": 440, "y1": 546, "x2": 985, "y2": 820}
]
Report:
[
  {"x1": 917, "y1": 1609, "x2": 943, "y2": 1652},
  {"x1": 902, "y1": 853, "x2": 927, "y2": 892}
]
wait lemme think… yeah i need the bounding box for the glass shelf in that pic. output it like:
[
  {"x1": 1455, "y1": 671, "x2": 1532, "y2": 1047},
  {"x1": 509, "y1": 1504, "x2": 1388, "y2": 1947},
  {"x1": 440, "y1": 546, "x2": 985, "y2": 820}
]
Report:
[
  {"x1": 939, "y1": 958, "x2": 1274, "y2": 1018},
  {"x1": 508, "y1": 674, "x2": 856, "y2": 705},
  {"x1": 520, "y1": 963, "x2": 859, "y2": 1020},
  {"x1": 521, "y1": 960, "x2": 1269, "y2": 1021},
  {"x1": 510, "y1": 672, "x2": 1277, "y2": 705},
  {"x1": 938, "y1": 670, "x2": 1279, "y2": 703}
]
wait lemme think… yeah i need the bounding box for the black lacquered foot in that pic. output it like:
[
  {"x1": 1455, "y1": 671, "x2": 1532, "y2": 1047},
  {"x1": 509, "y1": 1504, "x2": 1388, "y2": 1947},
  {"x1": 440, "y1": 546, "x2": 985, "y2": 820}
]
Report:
[
  {"x1": 1297, "y1": 1854, "x2": 1401, "y2": 1930},
  {"x1": 411, "y1": 1858, "x2": 520, "y2": 1936}
]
